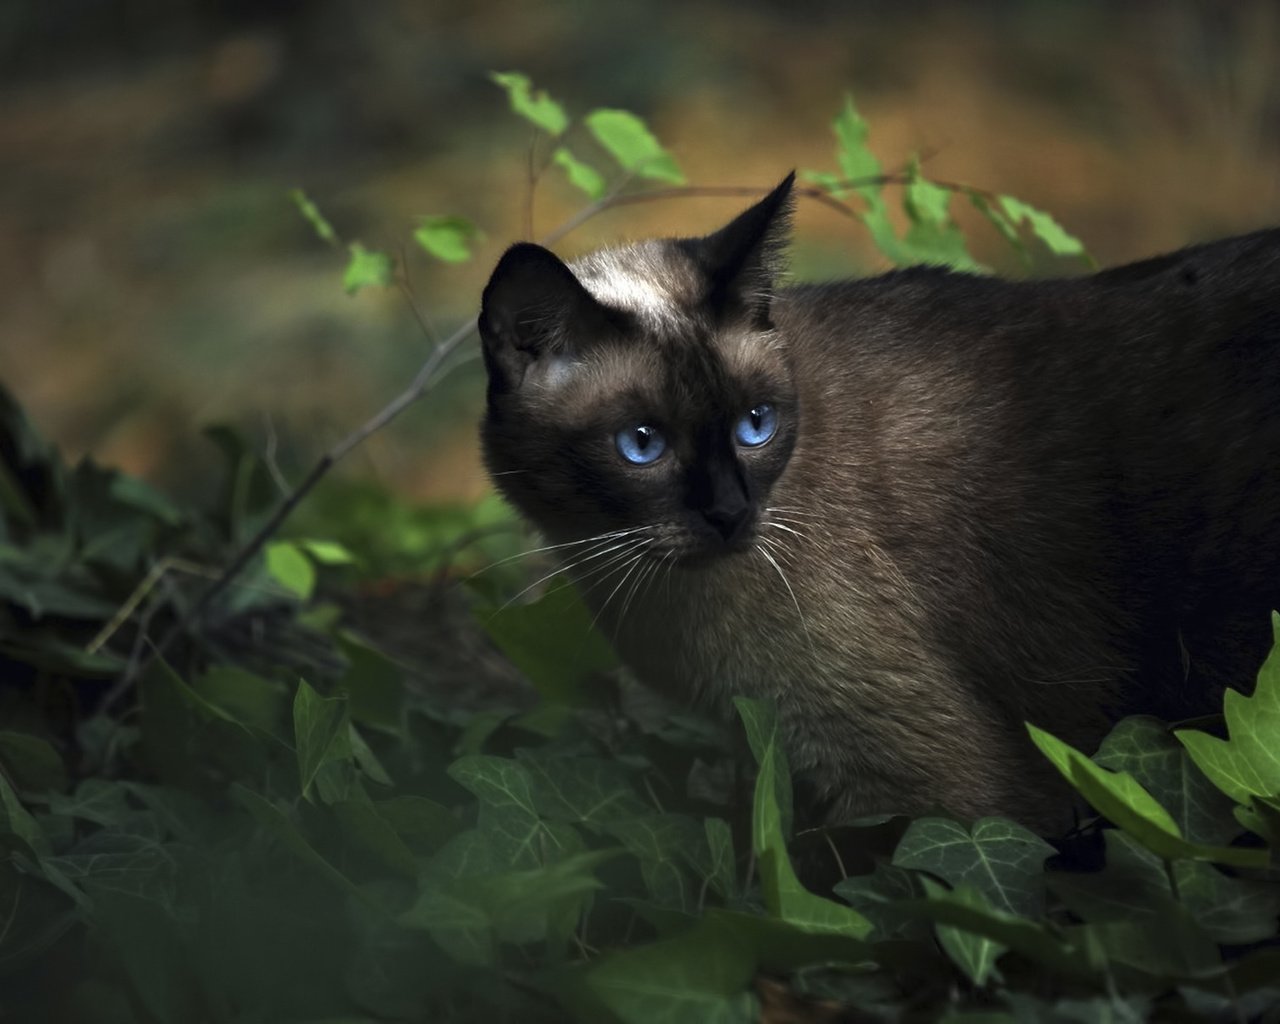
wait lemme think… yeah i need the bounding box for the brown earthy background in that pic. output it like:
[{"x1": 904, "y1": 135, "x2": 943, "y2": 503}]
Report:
[{"x1": 3, "y1": 0, "x2": 1278, "y2": 506}]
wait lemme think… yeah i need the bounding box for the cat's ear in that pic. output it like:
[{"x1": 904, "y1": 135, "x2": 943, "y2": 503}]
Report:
[
  {"x1": 692, "y1": 171, "x2": 795, "y2": 323},
  {"x1": 479, "y1": 242, "x2": 607, "y2": 392}
]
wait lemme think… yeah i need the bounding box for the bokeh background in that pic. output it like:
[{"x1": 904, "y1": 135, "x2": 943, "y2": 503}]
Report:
[{"x1": 3, "y1": 0, "x2": 1279, "y2": 508}]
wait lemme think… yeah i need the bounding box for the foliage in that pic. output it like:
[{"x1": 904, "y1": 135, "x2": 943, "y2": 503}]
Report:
[{"x1": 3, "y1": 75, "x2": 1275, "y2": 1022}]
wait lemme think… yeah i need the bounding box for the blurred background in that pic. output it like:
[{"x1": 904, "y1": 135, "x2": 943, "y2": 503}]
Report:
[{"x1": 2, "y1": 0, "x2": 1278, "y2": 508}]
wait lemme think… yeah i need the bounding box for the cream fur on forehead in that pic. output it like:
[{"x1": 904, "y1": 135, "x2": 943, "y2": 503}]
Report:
[{"x1": 571, "y1": 241, "x2": 697, "y2": 330}]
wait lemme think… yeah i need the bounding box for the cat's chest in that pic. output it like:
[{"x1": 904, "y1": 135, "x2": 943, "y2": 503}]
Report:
[{"x1": 588, "y1": 541, "x2": 929, "y2": 704}]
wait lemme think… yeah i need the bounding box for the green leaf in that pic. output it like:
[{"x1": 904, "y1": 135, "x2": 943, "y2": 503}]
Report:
[
  {"x1": 1028, "y1": 723, "x2": 1267, "y2": 868},
  {"x1": 348, "y1": 724, "x2": 392, "y2": 786},
  {"x1": 107, "y1": 473, "x2": 183, "y2": 526},
  {"x1": 293, "y1": 680, "x2": 351, "y2": 802},
  {"x1": 904, "y1": 886, "x2": 1096, "y2": 980},
  {"x1": 1095, "y1": 716, "x2": 1240, "y2": 845},
  {"x1": 585, "y1": 109, "x2": 684, "y2": 184},
  {"x1": 290, "y1": 188, "x2": 339, "y2": 245},
  {"x1": 1177, "y1": 615, "x2": 1280, "y2": 809},
  {"x1": 335, "y1": 631, "x2": 405, "y2": 731},
  {"x1": 1049, "y1": 830, "x2": 1173, "y2": 927},
  {"x1": 46, "y1": 778, "x2": 134, "y2": 827},
  {"x1": 517, "y1": 750, "x2": 648, "y2": 828},
  {"x1": 0, "y1": 731, "x2": 67, "y2": 793},
  {"x1": 397, "y1": 879, "x2": 494, "y2": 966},
  {"x1": 602, "y1": 814, "x2": 703, "y2": 910},
  {"x1": 733, "y1": 696, "x2": 791, "y2": 839},
  {"x1": 0, "y1": 773, "x2": 48, "y2": 857},
  {"x1": 966, "y1": 190, "x2": 1025, "y2": 259},
  {"x1": 265, "y1": 541, "x2": 315, "y2": 600},
  {"x1": 893, "y1": 817, "x2": 1054, "y2": 918},
  {"x1": 998, "y1": 195, "x2": 1090, "y2": 262},
  {"x1": 447, "y1": 754, "x2": 539, "y2": 818},
  {"x1": 296, "y1": 538, "x2": 356, "y2": 565},
  {"x1": 481, "y1": 584, "x2": 618, "y2": 704},
  {"x1": 818, "y1": 94, "x2": 903, "y2": 262},
  {"x1": 332, "y1": 798, "x2": 418, "y2": 877},
  {"x1": 490, "y1": 71, "x2": 569, "y2": 136},
  {"x1": 459, "y1": 848, "x2": 614, "y2": 945},
  {"x1": 921, "y1": 878, "x2": 1003, "y2": 987},
  {"x1": 193, "y1": 665, "x2": 287, "y2": 735},
  {"x1": 701, "y1": 818, "x2": 736, "y2": 903},
  {"x1": 581, "y1": 915, "x2": 758, "y2": 1024},
  {"x1": 413, "y1": 215, "x2": 481, "y2": 264},
  {"x1": 552, "y1": 147, "x2": 607, "y2": 199},
  {"x1": 735, "y1": 699, "x2": 871, "y2": 939},
  {"x1": 343, "y1": 243, "x2": 393, "y2": 294},
  {"x1": 230, "y1": 783, "x2": 363, "y2": 899},
  {"x1": 833, "y1": 862, "x2": 926, "y2": 942},
  {"x1": 895, "y1": 158, "x2": 983, "y2": 271},
  {"x1": 372, "y1": 795, "x2": 463, "y2": 855}
]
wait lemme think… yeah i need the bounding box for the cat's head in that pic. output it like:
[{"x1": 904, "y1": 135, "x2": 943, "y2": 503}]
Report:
[{"x1": 479, "y1": 174, "x2": 798, "y2": 568}]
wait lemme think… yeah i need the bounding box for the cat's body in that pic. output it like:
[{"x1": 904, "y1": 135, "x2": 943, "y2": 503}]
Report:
[{"x1": 479, "y1": 175, "x2": 1280, "y2": 827}]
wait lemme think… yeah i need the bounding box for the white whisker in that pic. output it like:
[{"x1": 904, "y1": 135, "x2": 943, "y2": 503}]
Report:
[
  {"x1": 588, "y1": 550, "x2": 650, "y2": 632},
  {"x1": 757, "y1": 542, "x2": 815, "y2": 657},
  {"x1": 467, "y1": 525, "x2": 652, "y2": 580},
  {"x1": 490, "y1": 531, "x2": 652, "y2": 612}
]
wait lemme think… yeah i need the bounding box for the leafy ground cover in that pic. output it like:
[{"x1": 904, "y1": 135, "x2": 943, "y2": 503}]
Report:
[{"x1": 2, "y1": 78, "x2": 1279, "y2": 1022}]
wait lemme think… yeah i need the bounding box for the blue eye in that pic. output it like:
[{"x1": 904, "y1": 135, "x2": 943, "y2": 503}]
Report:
[
  {"x1": 616, "y1": 424, "x2": 666, "y2": 465},
  {"x1": 734, "y1": 403, "x2": 778, "y2": 447}
]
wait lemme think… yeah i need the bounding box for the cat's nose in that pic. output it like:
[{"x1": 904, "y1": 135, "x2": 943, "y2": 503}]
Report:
[{"x1": 702, "y1": 503, "x2": 751, "y2": 543}]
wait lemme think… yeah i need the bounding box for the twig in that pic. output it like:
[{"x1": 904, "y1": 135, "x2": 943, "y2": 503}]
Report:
[{"x1": 124, "y1": 317, "x2": 476, "y2": 687}]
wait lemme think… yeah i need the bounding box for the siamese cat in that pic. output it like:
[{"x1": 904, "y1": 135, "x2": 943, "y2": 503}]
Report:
[{"x1": 478, "y1": 172, "x2": 1280, "y2": 828}]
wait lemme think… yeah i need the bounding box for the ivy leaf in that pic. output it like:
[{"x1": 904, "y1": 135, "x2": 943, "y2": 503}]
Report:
[
  {"x1": 579, "y1": 914, "x2": 758, "y2": 1024},
  {"x1": 230, "y1": 783, "x2": 363, "y2": 899},
  {"x1": 397, "y1": 876, "x2": 494, "y2": 966},
  {"x1": 413, "y1": 216, "x2": 480, "y2": 264},
  {"x1": 553, "y1": 147, "x2": 607, "y2": 199},
  {"x1": 1028, "y1": 724, "x2": 1267, "y2": 868},
  {"x1": 1049, "y1": 830, "x2": 1174, "y2": 928},
  {"x1": 736, "y1": 698, "x2": 871, "y2": 939},
  {"x1": 480, "y1": 584, "x2": 617, "y2": 704},
  {"x1": 0, "y1": 731, "x2": 68, "y2": 794},
  {"x1": 834, "y1": 862, "x2": 927, "y2": 942},
  {"x1": 332, "y1": 798, "x2": 418, "y2": 877},
  {"x1": 0, "y1": 773, "x2": 49, "y2": 857},
  {"x1": 447, "y1": 754, "x2": 539, "y2": 818},
  {"x1": 516, "y1": 750, "x2": 648, "y2": 828},
  {"x1": 1095, "y1": 716, "x2": 1240, "y2": 846},
  {"x1": 602, "y1": 814, "x2": 702, "y2": 910},
  {"x1": 585, "y1": 109, "x2": 684, "y2": 184},
  {"x1": 733, "y1": 696, "x2": 791, "y2": 839},
  {"x1": 490, "y1": 71, "x2": 569, "y2": 136},
  {"x1": 998, "y1": 195, "x2": 1091, "y2": 264},
  {"x1": 265, "y1": 541, "x2": 315, "y2": 600},
  {"x1": 904, "y1": 885, "x2": 1095, "y2": 981},
  {"x1": 893, "y1": 817, "x2": 1054, "y2": 918},
  {"x1": 457, "y1": 849, "x2": 615, "y2": 946},
  {"x1": 343, "y1": 243, "x2": 393, "y2": 294},
  {"x1": 372, "y1": 795, "x2": 464, "y2": 856},
  {"x1": 920, "y1": 877, "x2": 1004, "y2": 987},
  {"x1": 700, "y1": 818, "x2": 736, "y2": 903},
  {"x1": 293, "y1": 680, "x2": 350, "y2": 802},
  {"x1": 1177, "y1": 614, "x2": 1280, "y2": 808}
]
